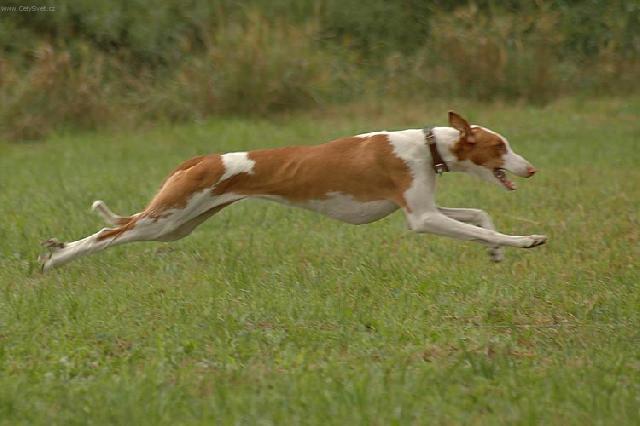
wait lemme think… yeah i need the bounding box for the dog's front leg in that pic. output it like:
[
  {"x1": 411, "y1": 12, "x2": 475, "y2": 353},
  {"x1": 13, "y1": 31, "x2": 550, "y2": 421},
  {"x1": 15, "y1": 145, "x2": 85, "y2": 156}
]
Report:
[
  {"x1": 438, "y1": 207, "x2": 504, "y2": 262},
  {"x1": 405, "y1": 210, "x2": 547, "y2": 251}
]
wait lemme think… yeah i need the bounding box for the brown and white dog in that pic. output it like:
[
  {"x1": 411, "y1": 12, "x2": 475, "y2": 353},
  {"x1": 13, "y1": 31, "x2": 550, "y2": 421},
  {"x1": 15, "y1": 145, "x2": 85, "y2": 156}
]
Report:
[{"x1": 39, "y1": 111, "x2": 546, "y2": 272}]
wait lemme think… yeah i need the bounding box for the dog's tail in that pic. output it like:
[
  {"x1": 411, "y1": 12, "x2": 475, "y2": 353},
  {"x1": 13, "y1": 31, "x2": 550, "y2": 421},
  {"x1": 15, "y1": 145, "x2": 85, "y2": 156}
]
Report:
[{"x1": 91, "y1": 200, "x2": 134, "y2": 226}]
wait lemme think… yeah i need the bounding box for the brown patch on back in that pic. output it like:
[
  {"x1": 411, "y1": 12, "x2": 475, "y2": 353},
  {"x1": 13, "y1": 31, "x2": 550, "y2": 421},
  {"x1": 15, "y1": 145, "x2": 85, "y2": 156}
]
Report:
[
  {"x1": 451, "y1": 127, "x2": 507, "y2": 169},
  {"x1": 213, "y1": 135, "x2": 413, "y2": 207},
  {"x1": 105, "y1": 134, "x2": 414, "y2": 240},
  {"x1": 144, "y1": 154, "x2": 225, "y2": 216}
]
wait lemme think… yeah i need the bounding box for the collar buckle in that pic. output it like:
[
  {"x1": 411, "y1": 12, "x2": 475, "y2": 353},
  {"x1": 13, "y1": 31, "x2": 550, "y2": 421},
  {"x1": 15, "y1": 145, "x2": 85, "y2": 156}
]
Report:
[{"x1": 434, "y1": 163, "x2": 447, "y2": 176}]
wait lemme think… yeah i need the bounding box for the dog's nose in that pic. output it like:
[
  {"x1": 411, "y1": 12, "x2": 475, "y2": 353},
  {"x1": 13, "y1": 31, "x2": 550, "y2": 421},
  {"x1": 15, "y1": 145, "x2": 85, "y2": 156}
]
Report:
[{"x1": 526, "y1": 166, "x2": 537, "y2": 177}]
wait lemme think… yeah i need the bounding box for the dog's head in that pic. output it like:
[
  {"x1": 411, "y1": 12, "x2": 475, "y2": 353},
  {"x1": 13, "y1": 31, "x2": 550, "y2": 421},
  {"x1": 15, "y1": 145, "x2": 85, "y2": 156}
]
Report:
[{"x1": 448, "y1": 111, "x2": 536, "y2": 190}]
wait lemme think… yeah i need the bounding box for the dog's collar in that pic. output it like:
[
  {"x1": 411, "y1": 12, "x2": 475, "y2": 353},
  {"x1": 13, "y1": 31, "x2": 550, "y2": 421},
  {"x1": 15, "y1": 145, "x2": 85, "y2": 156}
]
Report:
[{"x1": 424, "y1": 126, "x2": 449, "y2": 176}]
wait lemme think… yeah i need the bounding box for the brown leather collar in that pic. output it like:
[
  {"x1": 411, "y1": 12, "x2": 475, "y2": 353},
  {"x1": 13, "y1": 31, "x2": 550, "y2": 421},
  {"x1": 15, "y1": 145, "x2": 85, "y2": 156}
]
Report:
[{"x1": 424, "y1": 127, "x2": 449, "y2": 175}]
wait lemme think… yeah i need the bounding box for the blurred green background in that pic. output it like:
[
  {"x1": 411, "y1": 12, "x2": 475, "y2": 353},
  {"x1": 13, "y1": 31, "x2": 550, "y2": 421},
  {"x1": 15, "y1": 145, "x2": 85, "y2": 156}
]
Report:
[{"x1": 1, "y1": 0, "x2": 638, "y2": 140}]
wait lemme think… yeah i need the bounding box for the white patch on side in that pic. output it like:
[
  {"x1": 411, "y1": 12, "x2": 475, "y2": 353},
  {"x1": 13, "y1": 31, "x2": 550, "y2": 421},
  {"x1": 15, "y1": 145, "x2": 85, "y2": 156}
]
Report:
[
  {"x1": 386, "y1": 130, "x2": 438, "y2": 213},
  {"x1": 385, "y1": 130, "x2": 426, "y2": 161},
  {"x1": 220, "y1": 152, "x2": 255, "y2": 182}
]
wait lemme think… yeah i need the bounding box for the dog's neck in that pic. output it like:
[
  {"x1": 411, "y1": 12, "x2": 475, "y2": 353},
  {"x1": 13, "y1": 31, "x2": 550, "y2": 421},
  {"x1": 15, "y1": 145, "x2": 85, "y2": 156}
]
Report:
[{"x1": 430, "y1": 127, "x2": 463, "y2": 171}]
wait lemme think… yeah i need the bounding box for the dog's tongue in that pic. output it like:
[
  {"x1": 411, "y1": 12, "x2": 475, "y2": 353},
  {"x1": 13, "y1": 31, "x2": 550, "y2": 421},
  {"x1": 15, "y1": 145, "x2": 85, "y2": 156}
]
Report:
[
  {"x1": 495, "y1": 168, "x2": 516, "y2": 190},
  {"x1": 504, "y1": 180, "x2": 516, "y2": 190}
]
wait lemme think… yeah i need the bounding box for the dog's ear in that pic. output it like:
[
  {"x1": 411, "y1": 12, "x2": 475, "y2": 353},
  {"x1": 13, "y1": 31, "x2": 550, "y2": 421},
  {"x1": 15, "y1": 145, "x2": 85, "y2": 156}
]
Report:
[{"x1": 448, "y1": 111, "x2": 476, "y2": 144}]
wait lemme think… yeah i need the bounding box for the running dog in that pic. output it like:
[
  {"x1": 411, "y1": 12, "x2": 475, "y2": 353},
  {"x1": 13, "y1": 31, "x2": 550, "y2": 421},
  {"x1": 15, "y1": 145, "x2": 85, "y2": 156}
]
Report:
[{"x1": 39, "y1": 111, "x2": 546, "y2": 272}]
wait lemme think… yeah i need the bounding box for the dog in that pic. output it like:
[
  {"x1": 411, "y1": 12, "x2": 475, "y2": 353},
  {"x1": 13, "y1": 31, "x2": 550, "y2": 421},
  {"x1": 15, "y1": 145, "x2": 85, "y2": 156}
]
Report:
[{"x1": 38, "y1": 111, "x2": 546, "y2": 272}]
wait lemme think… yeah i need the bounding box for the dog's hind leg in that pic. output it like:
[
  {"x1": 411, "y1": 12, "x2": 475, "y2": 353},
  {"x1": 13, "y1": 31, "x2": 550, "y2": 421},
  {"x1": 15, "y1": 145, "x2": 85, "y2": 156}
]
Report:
[
  {"x1": 438, "y1": 207, "x2": 504, "y2": 262},
  {"x1": 39, "y1": 153, "x2": 240, "y2": 272},
  {"x1": 157, "y1": 202, "x2": 233, "y2": 241},
  {"x1": 40, "y1": 199, "x2": 237, "y2": 272},
  {"x1": 39, "y1": 215, "x2": 160, "y2": 272}
]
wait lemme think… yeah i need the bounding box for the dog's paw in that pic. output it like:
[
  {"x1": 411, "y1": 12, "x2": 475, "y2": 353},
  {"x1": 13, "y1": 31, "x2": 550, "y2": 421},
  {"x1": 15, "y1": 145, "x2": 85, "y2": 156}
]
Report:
[
  {"x1": 38, "y1": 238, "x2": 65, "y2": 273},
  {"x1": 488, "y1": 246, "x2": 504, "y2": 262},
  {"x1": 522, "y1": 235, "x2": 547, "y2": 248},
  {"x1": 37, "y1": 251, "x2": 52, "y2": 273},
  {"x1": 42, "y1": 238, "x2": 65, "y2": 250}
]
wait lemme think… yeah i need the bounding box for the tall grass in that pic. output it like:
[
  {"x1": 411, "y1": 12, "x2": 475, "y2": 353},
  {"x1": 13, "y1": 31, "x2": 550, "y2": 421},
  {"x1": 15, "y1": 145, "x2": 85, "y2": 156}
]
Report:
[
  {"x1": 142, "y1": 12, "x2": 341, "y2": 119},
  {"x1": 0, "y1": 0, "x2": 638, "y2": 141}
]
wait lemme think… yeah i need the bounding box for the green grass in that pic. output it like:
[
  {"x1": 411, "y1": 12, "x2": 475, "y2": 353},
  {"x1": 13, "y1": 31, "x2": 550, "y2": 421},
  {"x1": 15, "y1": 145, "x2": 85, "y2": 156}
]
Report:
[{"x1": 0, "y1": 98, "x2": 639, "y2": 425}]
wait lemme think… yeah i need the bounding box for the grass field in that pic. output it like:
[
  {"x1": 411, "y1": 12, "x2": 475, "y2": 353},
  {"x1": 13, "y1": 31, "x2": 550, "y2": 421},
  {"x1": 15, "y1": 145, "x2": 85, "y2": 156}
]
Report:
[{"x1": 1, "y1": 98, "x2": 639, "y2": 424}]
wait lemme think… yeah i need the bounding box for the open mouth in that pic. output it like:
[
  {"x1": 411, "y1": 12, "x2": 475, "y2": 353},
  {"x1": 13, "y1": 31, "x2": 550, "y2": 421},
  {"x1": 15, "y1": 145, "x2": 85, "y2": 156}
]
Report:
[{"x1": 493, "y1": 168, "x2": 516, "y2": 190}]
